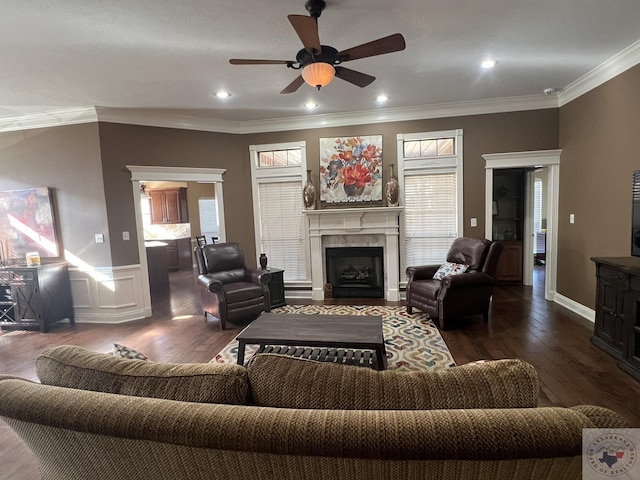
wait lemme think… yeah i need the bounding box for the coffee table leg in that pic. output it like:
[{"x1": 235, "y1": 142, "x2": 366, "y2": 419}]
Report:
[
  {"x1": 237, "y1": 341, "x2": 246, "y2": 366},
  {"x1": 375, "y1": 345, "x2": 388, "y2": 370}
]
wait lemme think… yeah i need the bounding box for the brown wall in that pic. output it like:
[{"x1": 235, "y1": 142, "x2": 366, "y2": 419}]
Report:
[
  {"x1": 558, "y1": 63, "x2": 640, "y2": 307},
  {"x1": 0, "y1": 123, "x2": 113, "y2": 266},
  {"x1": 243, "y1": 108, "x2": 559, "y2": 239},
  {"x1": 0, "y1": 109, "x2": 558, "y2": 276},
  {"x1": 97, "y1": 122, "x2": 249, "y2": 265}
]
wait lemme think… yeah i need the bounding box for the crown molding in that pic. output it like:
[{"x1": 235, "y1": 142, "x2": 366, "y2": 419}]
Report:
[
  {"x1": 233, "y1": 95, "x2": 559, "y2": 134},
  {"x1": 94, "y1": 94, "x2": 557, "y2": 135},
  {"x1": 0, "y1": 107, "x2": 97, "y2": 133},
  {"x1": 95, "y1": 107, "x2": 243, "y2": 134},
  {"x1": 559, "y1": 38, "x2": 640, "y2": 106}
]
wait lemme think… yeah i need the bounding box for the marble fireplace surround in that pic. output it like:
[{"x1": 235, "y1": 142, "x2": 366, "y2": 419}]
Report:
[{"x1": 303, "y1": 207, "x2": 403, "y2": 301}]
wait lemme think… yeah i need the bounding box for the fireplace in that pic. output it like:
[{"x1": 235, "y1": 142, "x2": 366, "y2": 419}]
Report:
[
  {"x1": 303, "y1": 206, "x2": 403, "y2": 301},
  {"x1": 326, "y1": 247, "x2": 384, "y2": 298}
]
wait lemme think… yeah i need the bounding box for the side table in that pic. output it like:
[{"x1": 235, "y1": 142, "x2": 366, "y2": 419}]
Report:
[{"x1": 266, "y1": 268, "x2": 285, "y2": 308}]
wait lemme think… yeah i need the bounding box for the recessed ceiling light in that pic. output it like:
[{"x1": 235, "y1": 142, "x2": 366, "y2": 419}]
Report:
[
  {"x1": 304, "y1": 102, "x2": 318, "y2": 110},
  {"x1": 481, "y1": 59, "x2": 497, "y2": 69},
  {"x1": 376, "y1": 95, "x2": 389, "y2": 102},
  {"x1": 215, "y1": 90, "x2": 231, "y2": 98}
]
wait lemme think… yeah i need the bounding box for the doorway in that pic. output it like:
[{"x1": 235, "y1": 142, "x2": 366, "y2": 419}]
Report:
[
  {"x1": 127, "y1": 166, "x2": 226, "y2": 314},
  {"x1": 483, "y1": 150, "x2": 561, "y2": 301}
]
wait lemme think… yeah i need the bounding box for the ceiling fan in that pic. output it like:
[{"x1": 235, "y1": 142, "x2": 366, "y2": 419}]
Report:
[{"x1": 229, "y1": 0, "x2": 406, "y2": 94}]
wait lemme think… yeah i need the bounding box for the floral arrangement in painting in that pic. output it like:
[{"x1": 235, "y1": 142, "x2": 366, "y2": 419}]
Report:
[{"x1": 319, "y1": 135, "x2": 383, "y2": 205}]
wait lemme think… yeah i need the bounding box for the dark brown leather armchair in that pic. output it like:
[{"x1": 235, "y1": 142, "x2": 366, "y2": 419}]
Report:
[
  {"x1": 406, "y1": 237, "x2": 504, "y2": 330},
  {"x1": 194, "y1": 242, "x2": 271, "y2": 330}
]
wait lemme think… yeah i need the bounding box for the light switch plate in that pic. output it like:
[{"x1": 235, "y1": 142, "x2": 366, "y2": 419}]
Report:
[
  {"x1": 470, "y1": 217, "x2": 477, "y2": 227},
  {"x1": 95, "y1": 233, "x2": 104, "y2": 243},
  {"x1": 570, "y1": 213, "x2": 575, "y2": 224}
]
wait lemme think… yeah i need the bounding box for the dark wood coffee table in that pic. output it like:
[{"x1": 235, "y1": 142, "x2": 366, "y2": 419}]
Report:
[{"x1": 235, "y1": 312, "x2": 388, "y2": 370}]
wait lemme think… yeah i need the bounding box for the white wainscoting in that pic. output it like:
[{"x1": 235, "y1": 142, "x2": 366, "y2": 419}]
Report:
[{"x1": 69, "y1": 264, "x2": 151, "y2": 323}]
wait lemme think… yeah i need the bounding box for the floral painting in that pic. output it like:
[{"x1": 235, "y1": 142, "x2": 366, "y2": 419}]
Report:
[
  {"x1": 319, "y1": 135, "x2": 383, "y2": 207},
  {"x1": 0, "y1": 187, "x2": 60, "y2": 260}
]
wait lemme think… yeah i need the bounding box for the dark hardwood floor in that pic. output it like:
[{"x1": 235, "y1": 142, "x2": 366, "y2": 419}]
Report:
[{"x1": 1, "y1": 265, "x2": 640, "y2": 479}]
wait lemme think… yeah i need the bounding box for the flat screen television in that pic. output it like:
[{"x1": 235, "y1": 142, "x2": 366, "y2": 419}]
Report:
[{"x1": 0, "y1": 186, "x2": 61, "y2": 263}]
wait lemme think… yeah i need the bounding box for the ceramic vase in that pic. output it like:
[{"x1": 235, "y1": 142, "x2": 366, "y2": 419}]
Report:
[
  {"x1": 302, "y1": 170, "x2": 317, "y2": 210},
  {"x1": 385, "y1": 164, "x2": 400, "y2": 207},
  {"x1": 259, "y1": 253, "x2": 268, "y2": 270}
]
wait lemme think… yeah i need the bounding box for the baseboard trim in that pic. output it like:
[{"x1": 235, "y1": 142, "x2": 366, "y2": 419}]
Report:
[
  {"x1": 553, "y1": 292, "x2": 595, "y2": 322},
  {"x1": 74, "y1": 307, "x2": 150, "y2": 324}
]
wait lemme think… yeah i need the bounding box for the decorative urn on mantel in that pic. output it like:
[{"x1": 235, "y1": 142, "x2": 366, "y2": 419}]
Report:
[
  {"x1": 302, "y1": 170, "x2": 317, "y2": 210},
  {"x1": 385, "y1": 164, "x2": 399, "y2": 207}
]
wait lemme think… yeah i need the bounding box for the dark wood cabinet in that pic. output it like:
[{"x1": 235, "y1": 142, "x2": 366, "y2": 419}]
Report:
[
  {"x1": 591, "y1": 257, "x2": 640, "y2": 381},
  {"x1": 149, "y1": 188, "x2": 189, "y2": 224},
  {"x1": 158, "y1": 238, "x2": 192, "y2": 271},
  {"x1": 493, "y1": 169, "x2": 524, "y2": 284},
  {"x1": 0, "y1": 262, "x2": 74, "y2": 333},
  {"x1": 495, "y1": 241, "x2": 523, "y2": 283},
  {"x1": 266, "y1": 268, "x2": 285, "y2": 308}
]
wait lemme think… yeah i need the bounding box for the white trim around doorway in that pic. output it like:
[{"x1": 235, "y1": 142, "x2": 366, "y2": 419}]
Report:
[
  {"x1": 483, "y1": 150, "x2": 561, "y2": 302},
  {"x1": 127, "y1": 165, "x2": 227, "y2": 316}
]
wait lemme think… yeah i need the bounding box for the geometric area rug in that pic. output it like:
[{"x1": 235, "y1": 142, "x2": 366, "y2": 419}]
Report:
[{"x1": 212, "y1": 304, "x2": 456, "y2": 372}]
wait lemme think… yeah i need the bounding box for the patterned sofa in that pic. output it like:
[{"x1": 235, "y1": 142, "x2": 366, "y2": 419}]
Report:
[{"x1": 0, "y1": 345, "x2": 630, "y2": 480}]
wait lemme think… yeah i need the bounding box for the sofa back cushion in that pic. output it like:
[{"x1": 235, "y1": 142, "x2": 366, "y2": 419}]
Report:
[
  {"x1": 36, "y1": 345, "x2": 249, "y2": 405},
  {"x1": 247, "y1": 354, "x2": 538, "y2": 410}
]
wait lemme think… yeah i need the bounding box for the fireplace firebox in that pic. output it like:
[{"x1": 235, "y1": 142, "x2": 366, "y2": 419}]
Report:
[{"x1": 325, "y1": 247, "x2": 384, "y2": 298}]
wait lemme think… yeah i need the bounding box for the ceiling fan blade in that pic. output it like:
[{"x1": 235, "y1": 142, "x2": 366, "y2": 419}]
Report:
[
  {"x1": 337, "y1": 33, "x2": 406, "y2": 62},
  {"x1": 229, "y1": 59, "x2": 294, "y2": 65},
  {"x1": 280, "y1": 75, "x2": 306, "y2": 94},
  {"x1": 288, "y1": 14, "x2": 322, "y2": 53},
  {"x1": 334, "y1": 67, "x2": 375, "y2": 88}
]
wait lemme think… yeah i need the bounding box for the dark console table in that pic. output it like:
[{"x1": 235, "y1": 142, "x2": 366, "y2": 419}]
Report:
[
  {"x1": 591, "y1": 257, "x2": 640, "y2": 381},
  {"x1": 0, "y1": 262, "x2": 74, "y2": 333}
]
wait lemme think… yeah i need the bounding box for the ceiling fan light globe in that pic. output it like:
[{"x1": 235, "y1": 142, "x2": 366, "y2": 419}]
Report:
[{"x1": 302, "y1": 62, "x2": 335, "y2": 90}]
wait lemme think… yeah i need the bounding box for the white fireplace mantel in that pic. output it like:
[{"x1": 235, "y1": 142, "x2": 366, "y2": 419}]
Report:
[{"x1": 303, "y1": 207, "x2": 403, "y2": 301}]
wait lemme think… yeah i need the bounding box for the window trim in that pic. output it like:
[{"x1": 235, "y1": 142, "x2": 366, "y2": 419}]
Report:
[
  {"x1": 396, "y1": 129, "x2": 464, "y2": 287},
  {"x1": 249, "y1": 141, "x2": 311, "y2": 286}
]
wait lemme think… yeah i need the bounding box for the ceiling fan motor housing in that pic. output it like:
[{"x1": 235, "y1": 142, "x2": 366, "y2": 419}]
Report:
[
  {"x1": 305, "y1": 0, "x2": 326, "y2": 18},
  {"x1": 296, "y1": 45, "x2": 339, "y2": 68}
]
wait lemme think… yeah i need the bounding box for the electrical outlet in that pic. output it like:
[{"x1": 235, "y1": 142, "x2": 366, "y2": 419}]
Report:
[
  {"x1": 570, "y1": 213, "x2": 575, "y2": 224},
  {"x1": 122, "y1": 231, "x2": 130, "y2": 241},
  {"x1": 470, "y1": 217, "x2": 477, "y2": 227},
  {"x1": 95, "y1": 233, "x2": 104, "y2": 243}
]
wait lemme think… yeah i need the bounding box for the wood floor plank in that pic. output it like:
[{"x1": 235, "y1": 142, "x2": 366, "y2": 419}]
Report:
[{"x1": 1, "y1": 266, "x2": 639, "y2": 480}]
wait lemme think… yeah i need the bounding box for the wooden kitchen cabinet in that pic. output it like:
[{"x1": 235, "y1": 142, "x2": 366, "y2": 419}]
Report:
[
  {"x1": 149, "y1": 188, "x2": 189, "y2": 224},
  {"x1": 495, "y1": 240, "x2": 523, "y2": 283},
  {"x1": 158, "y1": 238, "x2": 192, "y2": 271}
]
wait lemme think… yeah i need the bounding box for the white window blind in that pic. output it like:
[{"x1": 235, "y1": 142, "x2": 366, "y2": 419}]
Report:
[
  {"x1": 404, "y1": 172, "x2": 458, "y2": 266},
  {"x1": 258, "y1": 181, "x2": 307, "y2": 281},
  {"x1": 533, "y1": 178, "x2": 542, "y2": 233}
]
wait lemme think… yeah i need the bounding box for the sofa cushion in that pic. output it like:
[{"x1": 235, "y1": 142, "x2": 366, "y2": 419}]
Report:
[
  {"x1": 247, "y1": 354, "x2": 539, "y2": 410},
  {"x1": 36, "y1": 345, "x2": 249, "y2": 405}
]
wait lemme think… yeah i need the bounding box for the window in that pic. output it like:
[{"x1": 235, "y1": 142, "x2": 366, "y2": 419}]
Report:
[
  {"x1": 533, "y1": 177, "x2": 542, "y2": 233},
  {"x1": 250, "y1": 142, "x2": 309, "y2": 283},
  {"x1": 397, "y1": 130, "x2": 463, "y2": 274}
]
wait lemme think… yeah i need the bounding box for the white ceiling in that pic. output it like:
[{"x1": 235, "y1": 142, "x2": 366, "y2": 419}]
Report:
[{"x1": 2, "y1": 0, "x2": 640, "y2": 129}]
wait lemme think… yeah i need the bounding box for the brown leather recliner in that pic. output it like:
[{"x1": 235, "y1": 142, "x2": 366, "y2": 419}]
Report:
[
  {"x1": 406, "y1": 237, "x2": 504, "y2": 330},
  {"x1": 195, "y1": 242, "x2": 271, "y2": 330}
]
